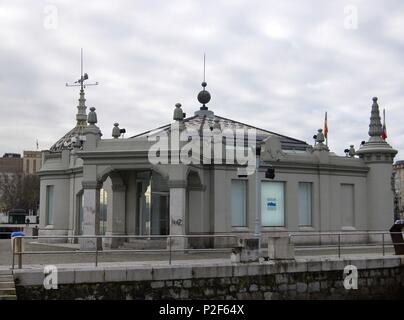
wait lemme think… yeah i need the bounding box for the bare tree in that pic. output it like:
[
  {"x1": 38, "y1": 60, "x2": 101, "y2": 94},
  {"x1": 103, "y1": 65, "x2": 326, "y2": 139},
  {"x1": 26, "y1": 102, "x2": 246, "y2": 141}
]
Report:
[{"x1": 0, "y1": 173, "x2": 39, "y2": 213}]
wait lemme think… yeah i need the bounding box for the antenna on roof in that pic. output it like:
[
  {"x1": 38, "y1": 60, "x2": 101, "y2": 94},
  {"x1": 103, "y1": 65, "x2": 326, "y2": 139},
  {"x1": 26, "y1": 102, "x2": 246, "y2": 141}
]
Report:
[
  {"x1": 197, "y1": 53, "x2": 211, "y2": 111},
  {"x1": 203, "y1": 53, "x2": 206, "y2": 83}
]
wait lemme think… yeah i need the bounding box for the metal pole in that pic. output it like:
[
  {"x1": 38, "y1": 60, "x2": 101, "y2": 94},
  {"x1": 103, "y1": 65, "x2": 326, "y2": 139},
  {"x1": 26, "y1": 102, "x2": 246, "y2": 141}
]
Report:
[
  {"x1": 11, "y1": 237, "x2": 15, "y2": 270},
  {"x1": 169, "y1": 236, "x2": 172, "y2": 265},
  {"x1": 382, "y1": 233, "x2": 385, "y2": 256},
  {"x1": 338, "y1": 234, "x2": 341, "y2": 258},
  {"x1": 17, "y1": 237, "x2": 22, "y2": 269},
  {"x1": 95, "y1": 243, "x2": 98, "y2": 267},
  {"x1": 254, "y1": 152, "x2": 261, "y2": 247}
]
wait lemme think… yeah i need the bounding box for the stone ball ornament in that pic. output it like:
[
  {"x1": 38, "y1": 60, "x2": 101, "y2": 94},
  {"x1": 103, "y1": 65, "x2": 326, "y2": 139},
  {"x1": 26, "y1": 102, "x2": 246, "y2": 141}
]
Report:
[{"x1": 197, "y1": 82, "x2": 211, "y2": 106}]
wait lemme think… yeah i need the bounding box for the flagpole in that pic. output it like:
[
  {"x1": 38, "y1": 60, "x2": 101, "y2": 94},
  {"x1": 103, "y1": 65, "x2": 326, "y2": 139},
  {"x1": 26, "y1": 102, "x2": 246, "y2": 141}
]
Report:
[
  {"x1": 382, "y1": 108, "x2": 387, "y2": 140},
  {"x1": 325, "y1": 111, "x2": 328, "y2": 147}
]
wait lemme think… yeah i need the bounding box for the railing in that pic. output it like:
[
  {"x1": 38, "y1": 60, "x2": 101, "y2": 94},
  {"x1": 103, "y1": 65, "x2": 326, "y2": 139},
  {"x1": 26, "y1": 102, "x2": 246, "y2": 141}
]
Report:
[
  {"x1": 8, "y1": 231, "x2": 404, "y2": 269},
  {"x1": 289, "y1": 231, "x2": 404, "y2": 258},
  {"x1": 10, "y1": 234, "x2": 239, "y2": 269}
]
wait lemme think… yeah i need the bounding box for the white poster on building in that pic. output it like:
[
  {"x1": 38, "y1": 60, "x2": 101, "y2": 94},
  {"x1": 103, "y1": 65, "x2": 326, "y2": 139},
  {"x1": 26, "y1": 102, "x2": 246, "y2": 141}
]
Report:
[{"x1": 261, "y1": 181, "x2": 285, "y2": 226}]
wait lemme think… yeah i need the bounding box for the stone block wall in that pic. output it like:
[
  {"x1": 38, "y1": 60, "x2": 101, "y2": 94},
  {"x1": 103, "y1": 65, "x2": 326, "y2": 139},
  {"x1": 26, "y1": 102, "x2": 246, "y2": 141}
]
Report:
[{"x1": 13, "y1": 256, "x2": 404, "y2": 300}]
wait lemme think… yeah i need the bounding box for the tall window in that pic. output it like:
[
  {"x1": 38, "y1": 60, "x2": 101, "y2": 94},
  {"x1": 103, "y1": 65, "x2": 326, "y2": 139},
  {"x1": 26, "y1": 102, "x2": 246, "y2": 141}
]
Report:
[
  {"x1": 46, "y1": 185, "x2": 54, "y2": 225},
  {"x1": 299, "y1": 182, "x2": 312, "y2": 226},
  {"x1": 261, "y1": 181, "x2": 285, "y2": 226},
  {"x1": 33, "y1": 159, "x2": 37, "y2": 173},
  {"x1": 100, "y1": 189, "x2": 108, "y2": 235},
  {"x1": 231, "y1": 180, "x2": 247, "y2": 227}
]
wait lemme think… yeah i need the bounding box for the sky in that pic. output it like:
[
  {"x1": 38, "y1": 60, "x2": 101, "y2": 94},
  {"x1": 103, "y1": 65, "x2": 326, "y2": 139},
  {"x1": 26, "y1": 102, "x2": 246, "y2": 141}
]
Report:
[{"x1": 0, "y1": 0, "x2": 404, "y2": 159}]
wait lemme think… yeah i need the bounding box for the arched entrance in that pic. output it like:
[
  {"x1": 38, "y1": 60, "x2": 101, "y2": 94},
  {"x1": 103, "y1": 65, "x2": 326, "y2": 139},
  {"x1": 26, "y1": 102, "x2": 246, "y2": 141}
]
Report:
[{"x1": 135, "y1": 170, "x2": 170, "y2": 236}]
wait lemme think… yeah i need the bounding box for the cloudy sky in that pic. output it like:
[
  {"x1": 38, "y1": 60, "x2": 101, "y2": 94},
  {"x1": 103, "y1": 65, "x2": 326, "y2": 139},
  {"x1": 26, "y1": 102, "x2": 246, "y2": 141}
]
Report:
[{"x1": 1, "y1": 0, "x2": 404, "y2": 159}]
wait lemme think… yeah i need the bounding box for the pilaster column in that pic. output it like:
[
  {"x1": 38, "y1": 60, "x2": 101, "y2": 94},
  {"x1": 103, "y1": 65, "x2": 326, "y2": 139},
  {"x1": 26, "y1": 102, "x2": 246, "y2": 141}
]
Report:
[
  {"x1": 80, "y1": 180, "x2": 102, "y2": 250},
  {"x1": 168, "y1": 179, "x2": 187, "y2": 249},
  {"x1": 105, "y1": 184, "x2": 126, "y2": 248}
]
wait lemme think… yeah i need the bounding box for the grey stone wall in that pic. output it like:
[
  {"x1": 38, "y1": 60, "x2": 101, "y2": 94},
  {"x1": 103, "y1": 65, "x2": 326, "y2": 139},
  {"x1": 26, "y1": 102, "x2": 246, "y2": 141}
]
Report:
[{"x1": 13, "y1": 256, "x2": 404, "y2": 300}]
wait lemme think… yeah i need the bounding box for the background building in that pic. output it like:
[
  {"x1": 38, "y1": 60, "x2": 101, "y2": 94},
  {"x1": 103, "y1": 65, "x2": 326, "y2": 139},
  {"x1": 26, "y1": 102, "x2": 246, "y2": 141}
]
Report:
[
  {"x1": 0, "y1": 153, "x2": 23, "y2": 176},
  {"x1": 23, "y1": 151, "x2": 42, "y2": 175},
  {"x1": 0, "y1": 151, "x2": 41, "y2": 217},
  {"x1": 0, "y1": 153, "x2": 23, "y2": 215},
  {"x1": 393, "y1": 160, "x2": 404, "y2": 219}
]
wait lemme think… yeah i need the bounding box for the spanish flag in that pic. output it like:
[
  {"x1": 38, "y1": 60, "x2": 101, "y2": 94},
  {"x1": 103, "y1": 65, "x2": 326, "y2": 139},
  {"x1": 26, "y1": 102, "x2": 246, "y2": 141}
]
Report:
[
  {"x1": 381, "y1": 109, "x2": 387, "y2": 140},
  {"x1": 324, "y1": 111, "x2": 328, "y2": 145}
]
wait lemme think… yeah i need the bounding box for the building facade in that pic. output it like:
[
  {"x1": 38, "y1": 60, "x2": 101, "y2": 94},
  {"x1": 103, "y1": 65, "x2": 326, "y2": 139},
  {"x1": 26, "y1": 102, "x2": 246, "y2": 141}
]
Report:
[
  {"x1": 23, "y1": 151, "x2": 42, "y2": 175},
  {"x1": 0, "y1": 153, "x2": 23, "y2": 212},
  {"x1": 38, "y1": 80, "x2": 397, "y2": 250},
  {"x1": 0, "y1": 153, "x2": 23, "y2": 176},
  {"x1": 393, "y1": 160, "x2": 404, "y2": 219}
]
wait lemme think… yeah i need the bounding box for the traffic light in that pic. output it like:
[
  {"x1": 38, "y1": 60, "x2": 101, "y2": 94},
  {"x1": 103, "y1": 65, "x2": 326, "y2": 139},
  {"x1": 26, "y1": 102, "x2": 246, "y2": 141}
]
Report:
[{"x1": 265, "y1": 166, "x2": 275, "y2": 179}]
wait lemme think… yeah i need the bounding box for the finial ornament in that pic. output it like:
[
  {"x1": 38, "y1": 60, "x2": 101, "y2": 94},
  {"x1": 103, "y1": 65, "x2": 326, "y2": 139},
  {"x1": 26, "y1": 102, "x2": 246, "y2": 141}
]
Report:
[
  {"x1": 212, "y1": 118, "x2": 221, "y2": 132},
  {"x1": 368, "y1": 96, "x2": 383, "y2": 138},
  {"x1": 315, "y1": 129, "x2": 325, "y2": 144},
  {"x1": 173, "y1": 103, "x2": 184, "y2": 121},
  {"x1": 197, "y1": 54, "x2": 211, "y2": 110},
  {"x1": 349, "y1": 145, "x2": 356, "y2": 157},
  {"x1": 355, "y1": 96, "x2": 397, "y2": 163},
  {"x1": 313, "y1": 128, "x2": 329, "y2": 151},
  {"x1": 112, "y1": 123, "x2": 121, "y2": 138},
  {"x1": 88, "y1": 107, "x2": 98, "y2": 125}
]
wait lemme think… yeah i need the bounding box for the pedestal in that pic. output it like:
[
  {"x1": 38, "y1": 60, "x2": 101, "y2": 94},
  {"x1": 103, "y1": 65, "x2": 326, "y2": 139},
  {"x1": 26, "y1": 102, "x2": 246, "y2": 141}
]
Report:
[
  {"x1": 80, "y1": 184, "x2": 102, "y2": 250},
  {"x1": 268, "y1": 233, "x2": 294, "y2": 259}
]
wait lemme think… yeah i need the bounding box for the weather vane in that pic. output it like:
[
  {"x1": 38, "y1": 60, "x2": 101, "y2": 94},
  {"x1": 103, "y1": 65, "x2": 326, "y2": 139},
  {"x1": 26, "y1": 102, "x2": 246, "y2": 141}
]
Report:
[{"x1": 66, "y1": 48, "x2": 99, "y2": 89}]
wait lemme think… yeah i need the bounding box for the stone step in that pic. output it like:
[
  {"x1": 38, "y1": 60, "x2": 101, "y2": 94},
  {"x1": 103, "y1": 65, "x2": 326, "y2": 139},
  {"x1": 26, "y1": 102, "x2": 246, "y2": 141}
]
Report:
[
  {"x1": 122, "y1": 239, "x2": 167, "y2": 250},
  {"x1": 0, "y1": 269, "x2": 12, "y2": 275},
  {"x1": 0, "y1": 295, "x2": 17, "y2": 300},
  {"x1": 127, "y1": 238, "x2": 167, "y2": 243},
  {"x1": 0, "y1": 270, "x2": 17, "y2": 300},
  {"x1": 0, "y1": 275, "x2": 14, "y2": 282},
  {"x1": 0, "y1": 288, "x2": 16, "y2": 295},
  {"x1": 0, "y1": 282, "x2": 14, "y2": 289}
]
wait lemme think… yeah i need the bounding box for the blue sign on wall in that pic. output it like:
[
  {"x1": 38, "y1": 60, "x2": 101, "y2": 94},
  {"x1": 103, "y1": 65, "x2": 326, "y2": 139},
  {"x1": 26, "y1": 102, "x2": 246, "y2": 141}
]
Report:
[{"x1": 266, "y1": 198, "x2": 277, "y2": 210}]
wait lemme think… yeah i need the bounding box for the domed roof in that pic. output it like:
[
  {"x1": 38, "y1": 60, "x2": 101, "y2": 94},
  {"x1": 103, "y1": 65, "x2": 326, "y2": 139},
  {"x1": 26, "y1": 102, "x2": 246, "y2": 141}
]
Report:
[
  {"x1": 50, "y1": 127, "x2": 82, "y2": 152},
  {"x1": 50, "y1": 87, "x2": 88, "y2": 152}
]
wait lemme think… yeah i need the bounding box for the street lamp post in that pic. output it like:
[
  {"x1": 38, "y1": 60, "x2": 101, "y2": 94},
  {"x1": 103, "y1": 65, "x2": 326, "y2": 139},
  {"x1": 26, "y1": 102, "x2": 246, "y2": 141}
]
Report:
[{"x1": 254, "y1": 145, "x2": 262, "y2": 247}]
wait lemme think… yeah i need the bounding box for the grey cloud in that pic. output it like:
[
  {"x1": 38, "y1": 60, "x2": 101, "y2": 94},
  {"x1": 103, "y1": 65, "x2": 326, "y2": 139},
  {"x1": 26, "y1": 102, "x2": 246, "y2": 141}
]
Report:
[{"x1": 0, "y1": 0, "x2": 403, "y2": 160}]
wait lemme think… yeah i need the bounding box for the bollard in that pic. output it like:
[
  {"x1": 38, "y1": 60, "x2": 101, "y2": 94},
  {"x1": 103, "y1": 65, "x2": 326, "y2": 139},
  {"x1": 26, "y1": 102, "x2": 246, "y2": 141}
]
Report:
[
  {"x1": 237, "y1": 238, "x2": 260, "y2": 262},
  {"x1": 16, "y1": 237, "x2": 22, "y2": 269},
  {"x1": 169, "y1": 237, "x2": 172, "y2": 265},
  {"x1": 11, "y1": 232, "x2": 25, "y2": 269},
  {"x1": 267, "y1": 233, "x2": 294, "y2": 260}
]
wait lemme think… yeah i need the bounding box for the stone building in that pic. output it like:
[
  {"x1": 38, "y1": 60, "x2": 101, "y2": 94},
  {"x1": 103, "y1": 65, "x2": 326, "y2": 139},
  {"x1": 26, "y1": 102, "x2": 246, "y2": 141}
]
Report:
[
  {"x1": 38, "y1": 73, "x2": 397, "y2": 250},
  {"x1": 0, "y1": 153, "x2": 23, "y2": 176},
  {"x1": 23, "y1": 151, "x2": 42, "y2": 175},
  {"x1": 393, "y1": 160, "x2": 404, "y2": 219}
]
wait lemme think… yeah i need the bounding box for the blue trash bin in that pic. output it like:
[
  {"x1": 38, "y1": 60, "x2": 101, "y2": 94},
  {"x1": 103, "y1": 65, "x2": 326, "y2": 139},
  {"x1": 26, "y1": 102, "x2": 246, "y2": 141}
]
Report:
[{"x1": 11, "y1": 231, "x2": 25, "y2": 238}]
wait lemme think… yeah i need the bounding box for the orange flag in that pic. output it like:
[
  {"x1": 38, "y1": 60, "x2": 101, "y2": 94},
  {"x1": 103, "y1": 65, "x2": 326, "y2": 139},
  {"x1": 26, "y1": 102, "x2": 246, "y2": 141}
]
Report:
[{"x1": 381, "y1": 109, "x2": 387, "y2": 140}]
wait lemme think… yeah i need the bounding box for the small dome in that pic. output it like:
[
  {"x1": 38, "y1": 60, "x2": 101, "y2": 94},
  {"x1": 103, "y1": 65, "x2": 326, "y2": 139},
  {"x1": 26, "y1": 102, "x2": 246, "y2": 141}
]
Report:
[{"x1": 50, "y1": 127, "x2": 82, "y2": 152}]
